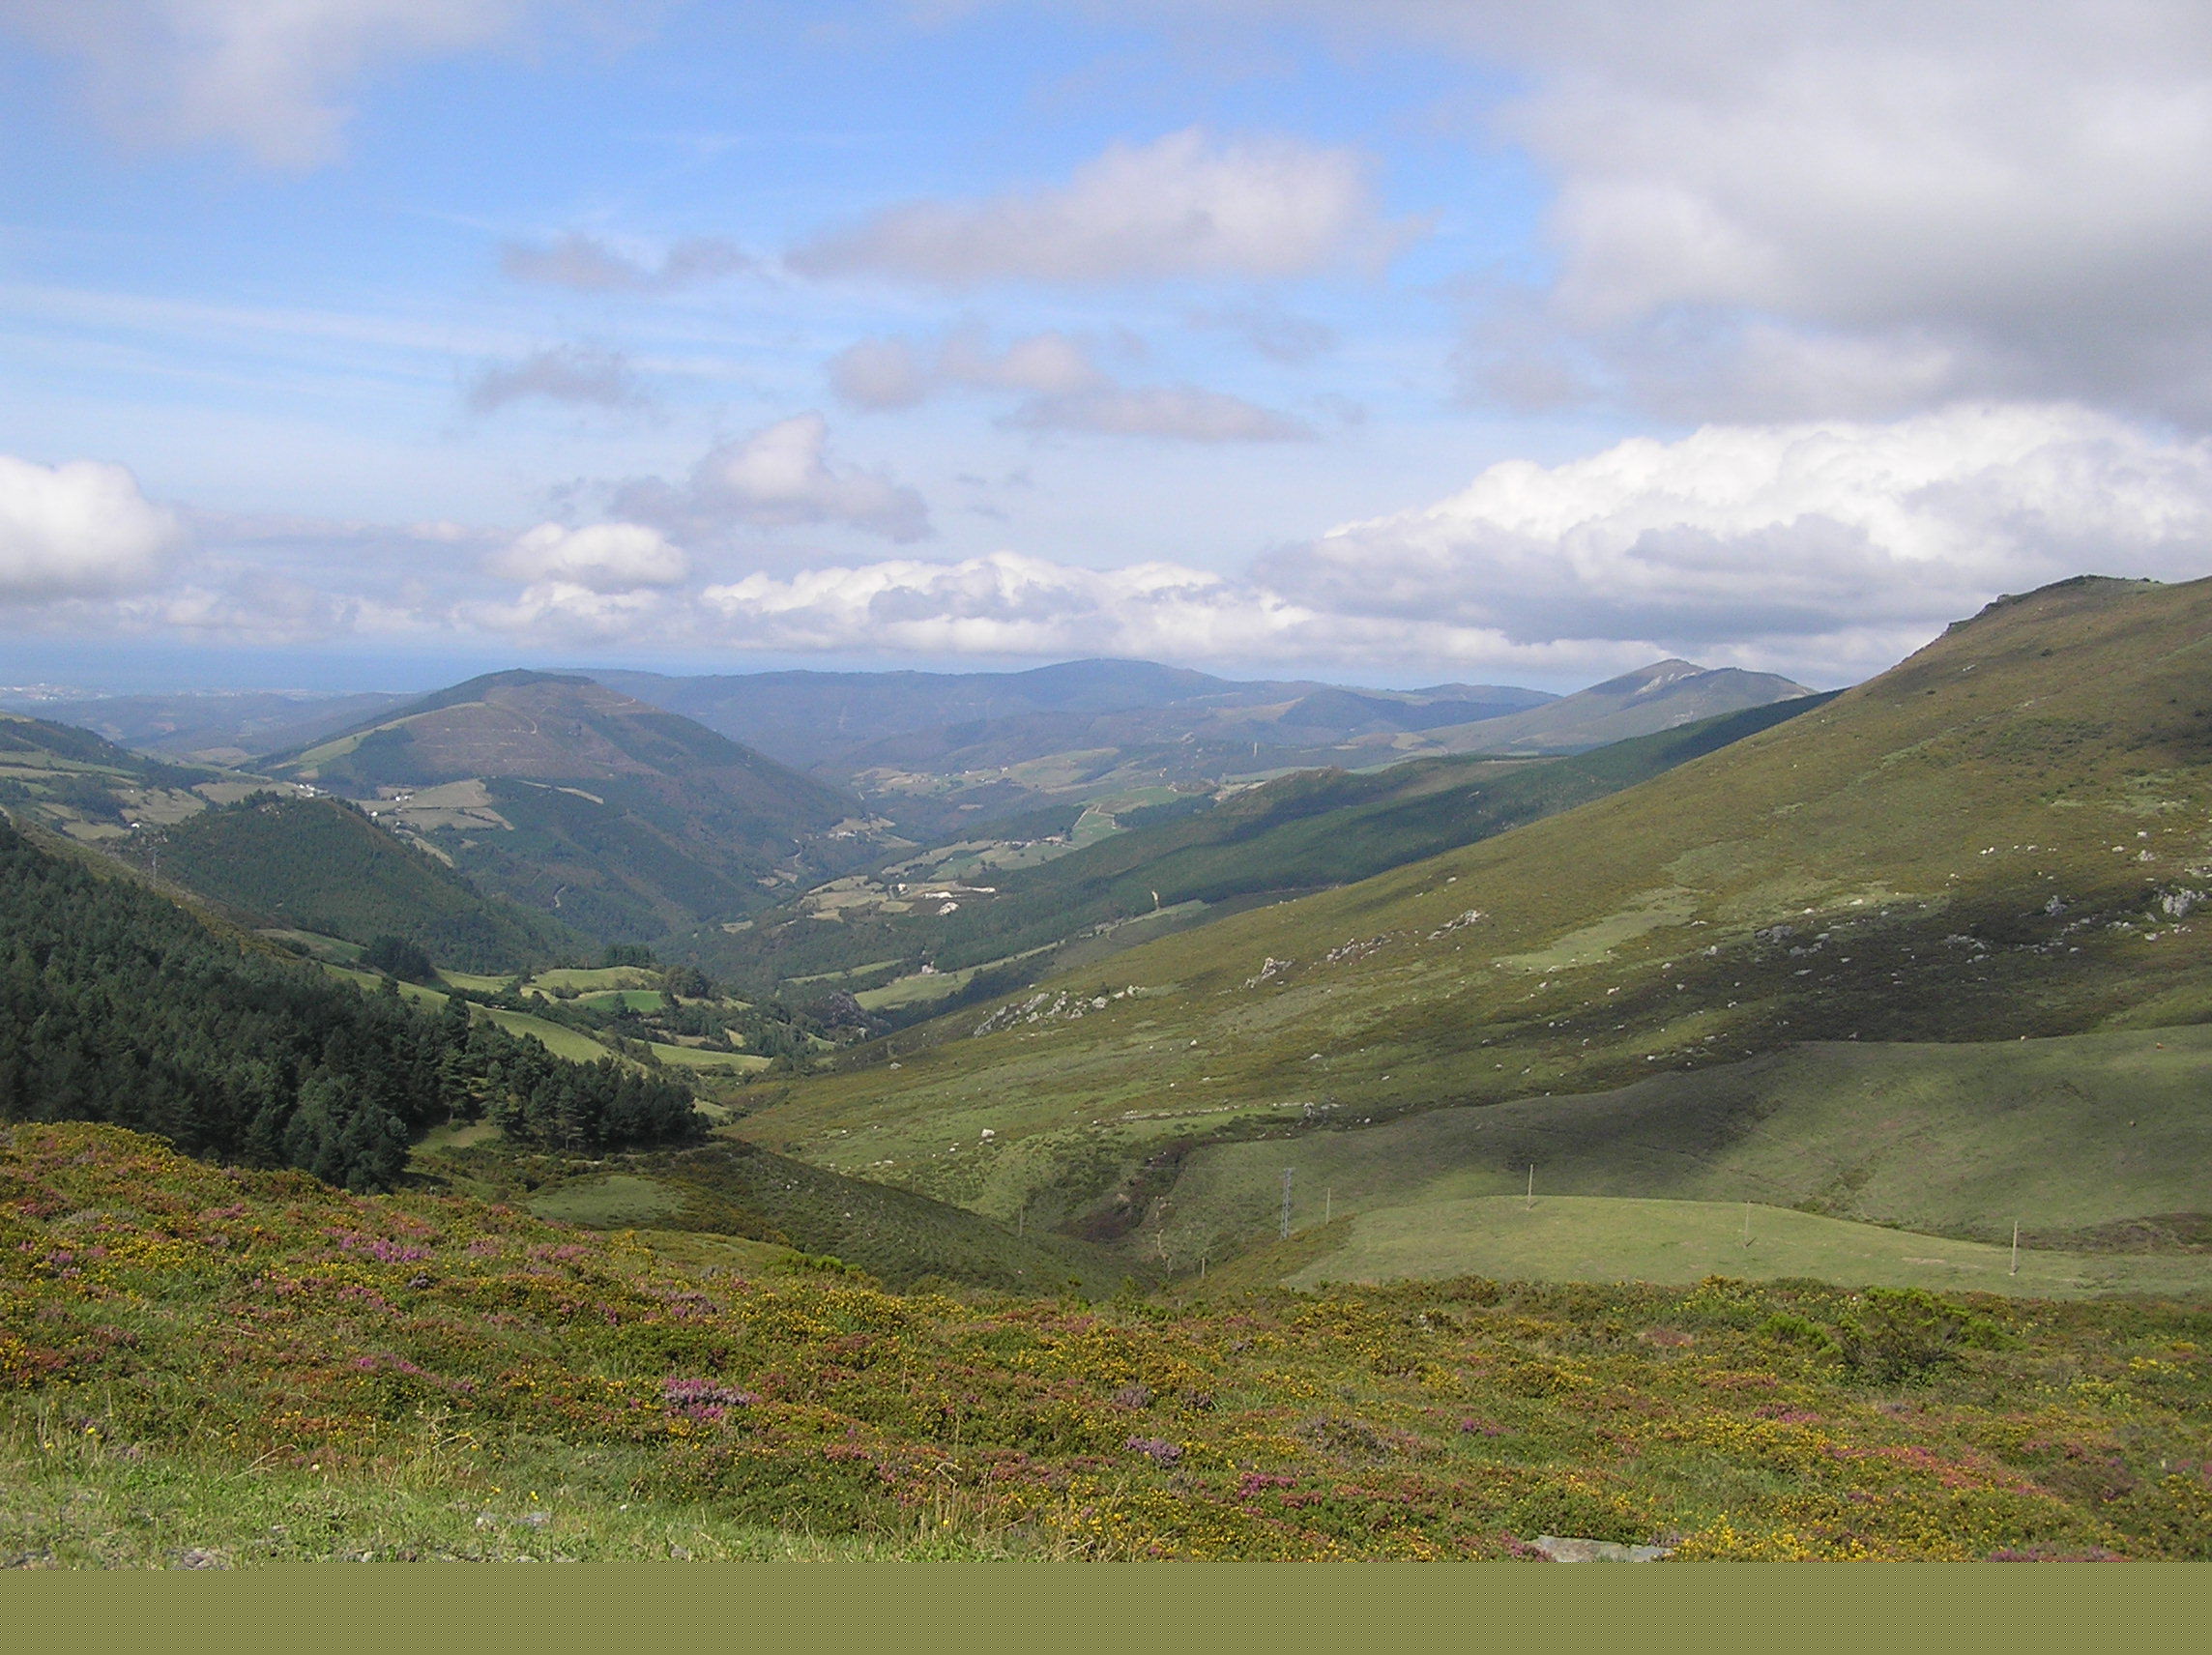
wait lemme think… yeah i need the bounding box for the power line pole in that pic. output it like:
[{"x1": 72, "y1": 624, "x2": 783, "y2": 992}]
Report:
[
  {"x1": 1525, "y1": 1163, "x2": 1534, "y2": 1210},
  {"x1": 2011, "y1": 1219, "x2": 2020, "y2": 1277},
  {"x1": 1280, "y1": 1167, "x2": 1294, "y2": 1239}
]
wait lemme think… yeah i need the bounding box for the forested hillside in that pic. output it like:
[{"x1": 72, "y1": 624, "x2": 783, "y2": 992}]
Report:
[
  {"x1": 0, "y1": 821, "x2": 698, "y2": 1190},
  {"x1": 153, "y1": 793, "x2": 576, "y2": 973}
]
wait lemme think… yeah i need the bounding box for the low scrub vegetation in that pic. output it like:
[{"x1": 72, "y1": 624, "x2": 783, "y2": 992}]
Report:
[{"x1": 3, "y1": 1123, "x2": 2206, "y2": 1563}]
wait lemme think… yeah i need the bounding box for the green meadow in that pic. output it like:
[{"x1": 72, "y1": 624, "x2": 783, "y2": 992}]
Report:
[{"x1": 1279, "y1": 1198, "x2": 2212, "y2": 1299}]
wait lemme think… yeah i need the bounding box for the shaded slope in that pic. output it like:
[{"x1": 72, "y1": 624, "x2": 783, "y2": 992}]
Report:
[
  {"x1": 1156, "y1": 1027, "x2": 2212, "y2": 1269},
  {"x1": 152, "y1": 794, "x2": 577, "y2": 973},
  {"x1": 425, "y1": 1136, "x2": 1132, "y2": 1294},
  {"x1": 268, "y1": 671, "x2": 869, "y2": 941}
]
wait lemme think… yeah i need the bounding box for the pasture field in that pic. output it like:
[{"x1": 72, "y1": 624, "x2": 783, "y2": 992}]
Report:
[
  {"x1": 642, "y1": 1041, "x2": 772, "y2": 1073},
  {"x1": 1278, "y1": 1197, "x2": 2212, "y2": 1298},
  {"x1": 1139, "y1": 1029, "x2": 2212, "y2": 1271},
  {"x1": 4, "y1": 1122, "x2": 2209, "y2": 1563}
]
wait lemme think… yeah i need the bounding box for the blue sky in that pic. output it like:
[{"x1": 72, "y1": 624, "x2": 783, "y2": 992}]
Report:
[{"x1": 6, "y1": 2, "x2": 2212, "y2": 696}]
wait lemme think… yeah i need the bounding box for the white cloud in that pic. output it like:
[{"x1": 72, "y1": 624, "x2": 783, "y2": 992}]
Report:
[
  {"x1": 1122, "y1": 2, "x2": 2212, "y2": 421},
  {"x1": 790, "y1": 128, "x2": 1415, "y2": 286},
  {"x1": 0, "y1": 455, "x2": 183, "y2": 602},
  {"x1": 699, "y1": 550, "x2": 1314, "y2": 659},
  {"x1": 0, "y1": 0, "x2": 534, "y2": 168},
  {"x1": 499, "y1": 233, "x2": 754, "y2": 293},
  {"x1": 1262, "y1": 402, "x2": 2212, "y2": 657},
  {"x1": 488, "y1": 521, "x2": 686, "y2": 591},
  {"x1": 830, "y1": 325, "x2": 1308, "y2": 440},
  {"x1": 619, "y1": 414, "x2": 932, "y2": 543},
  {"x1": 466, "y1": 345, "x2": 649, "y2": 414}
]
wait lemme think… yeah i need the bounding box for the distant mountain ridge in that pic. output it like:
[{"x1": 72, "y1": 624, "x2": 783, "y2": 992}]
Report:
[
  {"x1": 587, "y1": 658, "x2": 1556, "y2": 769},
  {"x1": 1424, "y1": 660, "x2": 1816, "y2": 753}
]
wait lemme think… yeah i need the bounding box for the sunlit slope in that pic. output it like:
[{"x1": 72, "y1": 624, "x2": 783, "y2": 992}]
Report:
[{"x1": 745, "y1": 575, "x2": 2212, "y2": 1225}]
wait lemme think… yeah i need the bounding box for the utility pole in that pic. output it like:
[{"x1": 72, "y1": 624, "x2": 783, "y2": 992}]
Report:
[
  {"x1": 2011, "y1": 1219, "x2": 2020, "y2": 1277},
  {"x1": 1280, "y1": 1168, "x2": 1295, "y2": 1239},
  {"x1": 1324, "y1": 1186, "x2": 1332, "y2": 1224},
  {"x1": 1525, "y1": 1164, "x2": 1534, "y2": 1210},
  {"x1": 1742, "y1": 1201, "x2": 1752, "y2": 1248}
]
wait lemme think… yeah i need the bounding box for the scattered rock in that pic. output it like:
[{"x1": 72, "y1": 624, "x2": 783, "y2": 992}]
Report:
[{"x1": 1530, "y1": 1534, "x2": 1674, "y2": 1562}]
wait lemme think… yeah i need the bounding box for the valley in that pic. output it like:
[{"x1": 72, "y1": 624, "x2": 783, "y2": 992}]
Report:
[{"x1": 7, "y1": 578, "x2": 2212, "y2": 1562}]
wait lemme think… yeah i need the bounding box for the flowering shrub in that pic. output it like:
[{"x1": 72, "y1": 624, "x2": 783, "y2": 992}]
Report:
[{"x1": 3, "y1": 1123, "x2": 2209, "y2": 1560}]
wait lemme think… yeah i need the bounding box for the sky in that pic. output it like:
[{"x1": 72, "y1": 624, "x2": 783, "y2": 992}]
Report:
[{"x1": 6, "y1": 1, "x2": 2212, "y2": 696}]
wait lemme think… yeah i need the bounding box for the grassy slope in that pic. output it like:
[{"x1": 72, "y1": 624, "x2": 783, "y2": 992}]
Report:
[
  {"x1": 1279, "y1": 1197, "x2": 2211, "y2": 1298},
  {"x1": 416, "y1": 1133, "x2": 1133, "y2": 1295},
  {"x1": 6, "y1": 1122, "x2": 2210, "y2": 1563},
  {"x1": 1151, "y1": 1027, "x2": 2212, "y2": 1267},
  {"x1": 687, "y1": 697, "x2": 1828, "y2": 1000},
  {"x1": 153, "y1": 795, "x2": 575, "y2": 973},
  {"x1": 739, "y1": 576, "x2": 2212, "y2": 1256}
]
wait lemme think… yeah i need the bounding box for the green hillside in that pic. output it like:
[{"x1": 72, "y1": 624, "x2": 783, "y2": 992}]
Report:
[
  {"x1": 7, "y1": 1121, "x2": 2211, "y2": 1562},
  {"x1": 1277, "y1": 1198, "x2": 2212, "y2": 1299},
  {"x1": 1149, "y1": 1026, "x2": 2212, "y2": 1287},
  {"x1": 420, "y1": 1134, "x2": 1134, "y2": 1295},
  {"x1": 152, "y1": 794, "x2": 576, "y2": 973},
  {"x1": 0, "y1": 711, "x2": 221, "y2": 847},
  {"x1": 738, "y1": 575, "x2": 2212, "y2": 1271},
  {"x1": 267, "y1": 671, "x2": 878, "y2": 942},
  {"x1": 684, "y1": 695, "x2": 1831, "y2": 1005}
]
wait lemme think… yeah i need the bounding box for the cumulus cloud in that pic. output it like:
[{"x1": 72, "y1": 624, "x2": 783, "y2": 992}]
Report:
[
  {"x1": 0, "y1": 455, "x2": 183, "y2": 602},
  {"x1": 830, "y1": 325, "x2": 1309, "y2": 440},
  {"x1": 618, "y1": 414, "x2": 932, "y2": 543},
  {"x1": 1262, "y1": 402, "x2": 2212, "y2": 656},
  {"x1": 487, "y1": 521, "x2": 687, "y2": 591},
  {"x1": 699, "y1": 550, "x2": 1314, "y2": 659},
  {"x1": 790, "y1": 128, "x2": 1415, "y2": 286},
  {"x1": 499, "y1": 233, "x2": 754, "y2": 293},
  {"x1": 465, "y1": 345, "x2": 649, "y2": 414},
  {"x1": 0, "y1": 0, "x2": 533, "y2": 168}
]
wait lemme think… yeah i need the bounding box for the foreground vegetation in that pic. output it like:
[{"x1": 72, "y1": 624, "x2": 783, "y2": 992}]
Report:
[{"x1": 4, "y1": 1123, "x2": 2207, "y2": 1563}]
